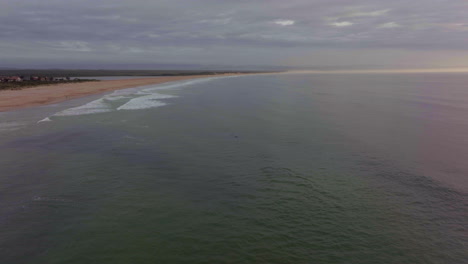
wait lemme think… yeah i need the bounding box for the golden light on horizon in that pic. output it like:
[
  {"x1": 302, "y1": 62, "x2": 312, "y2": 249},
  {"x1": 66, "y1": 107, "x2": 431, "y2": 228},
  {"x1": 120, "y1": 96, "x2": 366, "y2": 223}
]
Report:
[{"x1": 285, "y1": 68, "x2": 468, "y2": 74}]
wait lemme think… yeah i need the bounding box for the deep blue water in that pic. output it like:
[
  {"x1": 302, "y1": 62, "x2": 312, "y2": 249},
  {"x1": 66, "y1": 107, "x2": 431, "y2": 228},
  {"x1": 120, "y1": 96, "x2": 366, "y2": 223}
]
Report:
[{"x1": 0, "y1": 73, "x2": 467, "y2": 263}]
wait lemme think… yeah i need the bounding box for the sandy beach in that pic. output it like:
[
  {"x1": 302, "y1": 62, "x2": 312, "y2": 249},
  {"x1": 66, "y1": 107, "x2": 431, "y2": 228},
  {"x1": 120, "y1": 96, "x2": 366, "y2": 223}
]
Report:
[{"x1": 0, "y1": 74, "x2": 243, "y2": 112}]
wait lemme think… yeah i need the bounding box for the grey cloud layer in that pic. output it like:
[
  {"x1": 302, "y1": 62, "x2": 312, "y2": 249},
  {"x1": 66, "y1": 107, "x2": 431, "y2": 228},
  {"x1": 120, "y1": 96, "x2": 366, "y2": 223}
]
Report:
[{"x1": 1, "y1": 0, "x2": 467, "y2": 67}]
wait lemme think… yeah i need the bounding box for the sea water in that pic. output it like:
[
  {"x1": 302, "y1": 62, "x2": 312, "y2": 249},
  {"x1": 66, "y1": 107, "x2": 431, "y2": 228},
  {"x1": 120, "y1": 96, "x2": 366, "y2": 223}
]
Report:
[{"x1": 0, "y1": 73, "x2": 467, "y2": 263}]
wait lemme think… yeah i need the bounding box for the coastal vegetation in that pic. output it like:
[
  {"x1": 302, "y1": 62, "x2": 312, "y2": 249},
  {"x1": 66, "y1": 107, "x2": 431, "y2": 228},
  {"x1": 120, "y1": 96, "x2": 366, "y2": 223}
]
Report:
[
  {"x1": 0, "y1": 69, "x2": 263, "y2": 77},
  {"x1": 0, "y1": 69, "x2": 268, "y2": 91},
  {"x1": 0, "y1": 79, "x2": 98, "y2": 91}
]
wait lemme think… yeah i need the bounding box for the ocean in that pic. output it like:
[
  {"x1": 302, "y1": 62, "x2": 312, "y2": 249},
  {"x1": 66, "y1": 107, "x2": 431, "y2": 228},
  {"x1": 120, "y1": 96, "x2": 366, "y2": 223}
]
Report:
[{"x1": 0, "y1": 73, "x2": 467, "y2": 263}]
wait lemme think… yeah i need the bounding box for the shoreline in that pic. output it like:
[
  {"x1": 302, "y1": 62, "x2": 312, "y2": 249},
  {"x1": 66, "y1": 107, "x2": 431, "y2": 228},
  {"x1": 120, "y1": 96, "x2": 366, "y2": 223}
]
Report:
[{"x1": 0, "y1": 74, "x2": 245, "y2": 112}]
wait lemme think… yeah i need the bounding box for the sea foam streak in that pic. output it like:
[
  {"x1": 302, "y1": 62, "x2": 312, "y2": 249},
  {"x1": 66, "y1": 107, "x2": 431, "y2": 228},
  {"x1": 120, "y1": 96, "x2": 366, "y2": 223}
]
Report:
[
  {"x1": 37, "y1": 117, "x2": 52, "y2": 123},
  {"x1": 48, "y1": 76, "x2": 234, "y2": 118},
  {"x1": 0, "y1": 122, "x2": 26, "y2": 132},
  {"x1": 140, "y1": 77, "x2": 218, "y2": 93},
  {"x1": 117, "y1": 93, "x2": 175, "y2": 110},
  {"x1": 54, "y1": 98, "x2": 113, "y2": 116}
]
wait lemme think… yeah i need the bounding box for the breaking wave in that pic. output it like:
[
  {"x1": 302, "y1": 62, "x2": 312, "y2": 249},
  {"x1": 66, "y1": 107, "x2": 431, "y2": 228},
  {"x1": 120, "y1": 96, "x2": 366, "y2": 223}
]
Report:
[
  {"x1": 0, "y1": 122, "x2": 26, "y2": 132},
  {"x1": 48, "y1": 76, "x2": 232, "y2": 118}
]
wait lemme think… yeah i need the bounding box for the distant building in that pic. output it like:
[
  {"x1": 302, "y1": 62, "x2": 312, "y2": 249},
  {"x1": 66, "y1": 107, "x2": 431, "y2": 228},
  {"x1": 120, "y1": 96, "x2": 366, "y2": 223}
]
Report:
[
  {"x1": 0, "y1": 76, "x2": 22, "y2": 82},
  {"x1": 1, "y1": 76, "x2": 72, "y2": 82}
]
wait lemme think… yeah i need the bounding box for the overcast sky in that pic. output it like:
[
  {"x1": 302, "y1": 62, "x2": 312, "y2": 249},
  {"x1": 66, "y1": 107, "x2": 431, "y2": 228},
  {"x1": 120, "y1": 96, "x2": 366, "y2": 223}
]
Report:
[{"x1": 1, "y1": 0, "x2": 467, "y2": 69}]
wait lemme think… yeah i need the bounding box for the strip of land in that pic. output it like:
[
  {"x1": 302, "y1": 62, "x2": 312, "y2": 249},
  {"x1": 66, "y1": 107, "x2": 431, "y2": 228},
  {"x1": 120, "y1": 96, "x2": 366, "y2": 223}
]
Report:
[{"x1": 0, "y1": 74, "x2": 244, "y2": 112}]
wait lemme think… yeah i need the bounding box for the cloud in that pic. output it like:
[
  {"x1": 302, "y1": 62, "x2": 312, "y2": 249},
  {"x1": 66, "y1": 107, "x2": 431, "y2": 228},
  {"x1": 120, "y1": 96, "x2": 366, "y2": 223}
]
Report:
[
  {"x1": 440, "y1": 23, "x2": 468, "y2": 32},
  {"x1": 53, "y1": 41, "x2": 92, "y2": 52},
  {"x1": 327, "y1": 9, "x2": 390, "y2": 21},
  {"x1": 128, "y1": 47, "x2": 145, "y2": 53},
  {"x1": 378, "y1": 22, "x2": 401, "y2": 29},
  {"x1": 274, "y1": 19, "x2": 295, "y2": 26},
  {"x1": 329, "y1": 21, "x2": 353, "y2": 27},
  {"x1": 0, "y1": 0, "x2": 466, "y2": 68},
  {"x1": 347, "y1": 9, "x2": 390, "y2": 18},
  {"x1": 200, "y1": 17, "x2": 232, "y2": 25}
]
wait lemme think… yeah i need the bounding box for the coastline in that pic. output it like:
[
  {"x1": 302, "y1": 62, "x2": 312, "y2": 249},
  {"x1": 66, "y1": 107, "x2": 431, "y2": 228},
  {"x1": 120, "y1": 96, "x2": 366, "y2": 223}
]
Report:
[{"x1": 0, "y1": 74, "x2": 245, "y2": 112}]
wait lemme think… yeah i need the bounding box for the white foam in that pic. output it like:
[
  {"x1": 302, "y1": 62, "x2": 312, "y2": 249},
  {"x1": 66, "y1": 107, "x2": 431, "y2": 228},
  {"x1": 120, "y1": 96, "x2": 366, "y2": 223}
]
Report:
[
  {"x1": 47, "y1": 75, "x2": 235, "y2": 117},
  {"x1": 0, "y1": 122, "x2": 25, "y2": 132},
  {"x1": 141, "y1": 77, "x2": 220, "y2": 93},
  {"x1": 37, "y1": 117, "x2": 52, "y2": 123},
  {"x1": 53, "y1": 98, "x2": 113, "y2": 116},
  {"x1": 137, "y1": 93, "x2": 176, "y2": 100},
  {"x1": 117, "y1": 93, "x2": 174, "y2": 110},
  {"x1": 103, "y1": 95, "x2": 131, "y2": 101},
  {"x1": 117, "y1": 99, "x2": 167, "y2": 110},
  {"x1": 107, "y1": 87, "x2": 141, "y2": 97}
]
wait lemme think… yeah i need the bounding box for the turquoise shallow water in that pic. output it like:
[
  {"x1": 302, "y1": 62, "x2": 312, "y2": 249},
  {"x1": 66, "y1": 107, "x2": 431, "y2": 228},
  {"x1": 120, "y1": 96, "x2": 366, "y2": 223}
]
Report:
[{"x1": 0, "y1": 73, "x2": 467, "y2": 263}]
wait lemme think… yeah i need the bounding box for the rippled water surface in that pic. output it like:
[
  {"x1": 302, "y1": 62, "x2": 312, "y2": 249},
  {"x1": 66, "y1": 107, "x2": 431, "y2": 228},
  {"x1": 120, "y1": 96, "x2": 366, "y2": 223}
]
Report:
[{"x1": 0, "y1": 73, "x2": 467, "y2": 263}]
